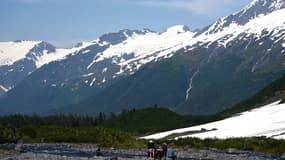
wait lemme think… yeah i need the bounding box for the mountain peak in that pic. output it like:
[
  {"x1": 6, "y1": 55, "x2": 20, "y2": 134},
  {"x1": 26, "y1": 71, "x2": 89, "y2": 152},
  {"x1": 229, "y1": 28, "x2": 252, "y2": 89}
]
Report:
[
  {"x1": 243, "y1": 0, "x2": 285, "y2": 17},
  {"x1": 98, "y1": 29, "x2": 153, "y2": 45},
  {"x1": 74, "y1": 41, "x2": 96, "y2": 48},
  {"x1": 201, "y1": 0, "x2": 285, "y2": 35},
  {"x1": 166, "y1": 25, "x2": 191, "y2": 34}
]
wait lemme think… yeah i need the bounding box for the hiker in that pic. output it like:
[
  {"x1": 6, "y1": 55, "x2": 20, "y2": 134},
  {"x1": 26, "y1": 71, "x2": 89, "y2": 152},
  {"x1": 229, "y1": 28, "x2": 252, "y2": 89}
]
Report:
[
  {"x1": 147, "y1": 140, "x2": 156, "y2": 159},
  {"x1": 96, "y1": 147, "x2": 103, "y2": 156},
  {"x1": 162, "y1": 143, "x2": 168, "y2": 159},
  {"x1": 167, "y1": 148, "x2": 176, "y2": 160},
  {"x1": 155, "y1": 149, "x2": 164, "y2": 159}
]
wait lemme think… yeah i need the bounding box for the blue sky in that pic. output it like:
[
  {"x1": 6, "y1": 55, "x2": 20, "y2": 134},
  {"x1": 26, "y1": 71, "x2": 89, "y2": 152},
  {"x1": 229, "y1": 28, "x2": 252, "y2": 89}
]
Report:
[{"x1": 0, "y1": 0, "x2": 252, "y2": 48}]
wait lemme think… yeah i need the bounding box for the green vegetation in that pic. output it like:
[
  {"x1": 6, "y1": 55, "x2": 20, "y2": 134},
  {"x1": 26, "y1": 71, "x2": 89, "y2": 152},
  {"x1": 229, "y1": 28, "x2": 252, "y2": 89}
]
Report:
[
  {"x1": 0, "y1": 109, "x2": 219, "y2": 136},
  {"x1": 0, "y1": 125, "x2": 145, "y2": 148},
  {"x1": 100, "y1": 107, "x2": 219, "y2": 135},
  {"x1": 0, "y1": 114, "x2": 99, "y2": 127},
  {"x1": 0, "y1": 114, "x2": 146, "y2": 148}
]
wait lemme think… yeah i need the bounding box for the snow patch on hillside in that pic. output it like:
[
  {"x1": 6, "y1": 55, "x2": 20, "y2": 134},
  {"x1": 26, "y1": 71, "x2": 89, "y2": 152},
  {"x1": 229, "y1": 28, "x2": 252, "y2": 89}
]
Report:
[
  {"x1": 34, "y1": 42, "x2": 96, "y2": 68},
  {"x1": 143, "y1": 101, "x2": 285, "y2": 139},
  {"x1": 35, "y1": 43, "x2": 93, "y2": 68}
]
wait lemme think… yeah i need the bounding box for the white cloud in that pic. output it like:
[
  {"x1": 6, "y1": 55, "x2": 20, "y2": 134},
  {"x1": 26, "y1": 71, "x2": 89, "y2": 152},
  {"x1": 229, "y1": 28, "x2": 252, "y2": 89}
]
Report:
[{"x1": 107, "y1": 0, "x2": 251, "y2": 16}]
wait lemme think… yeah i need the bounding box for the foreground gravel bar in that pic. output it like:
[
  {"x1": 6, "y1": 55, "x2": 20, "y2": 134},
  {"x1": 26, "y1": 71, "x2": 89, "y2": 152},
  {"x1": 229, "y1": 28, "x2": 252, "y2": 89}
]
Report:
[{"x1": 0, "y1": 143, "x2": 284, "y2": 160}]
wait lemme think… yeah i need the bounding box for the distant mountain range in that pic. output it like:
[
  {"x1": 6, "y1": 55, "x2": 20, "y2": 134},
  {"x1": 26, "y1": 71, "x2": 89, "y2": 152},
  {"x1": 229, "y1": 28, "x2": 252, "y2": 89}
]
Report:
[
  {"x1": 0, "y1": 0, "x2": 284, "y2": 115},
  {"x1": 0, "y1": 40, "x2": 94, "y2": 91}
]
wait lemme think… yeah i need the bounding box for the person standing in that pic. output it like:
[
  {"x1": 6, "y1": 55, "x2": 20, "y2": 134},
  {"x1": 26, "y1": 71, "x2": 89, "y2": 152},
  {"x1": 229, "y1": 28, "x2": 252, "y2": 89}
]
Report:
[
  {"x1": 147, "y1": 140, "x2": 156, "y2": 159},
  {"x1": 162, "y1": 143, "x2": 168, "y2": 160},
  {"x1": 167, "y1": 148, "x2": 176, "y2": 160},
  {"x1": 96, "y1": 147, "x2": 103, "y2": 157}
]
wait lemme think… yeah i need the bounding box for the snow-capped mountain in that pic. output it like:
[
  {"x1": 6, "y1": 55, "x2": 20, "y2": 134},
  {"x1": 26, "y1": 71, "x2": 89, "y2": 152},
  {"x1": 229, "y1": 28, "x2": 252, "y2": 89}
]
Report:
[
  {"x1": 174, "y1": 0, "x2": 285, "y2": 53},
  {"x1": 143, "y1": 101, "x2": 285, "y2": 139},
  {"x1": 82, "y1": 0, "x2": 285, "y2": 90},
  {"x1": 59, "y1": 0, "x2": 285, "y2": 115},
  {"x1": 200, "y1": 0, "x2": 285, "y2": 35},
  {"x1": 29, "y1": 27, "x2": 194, "y2": 89},
  {"x1": 0, "y1": 0, "x2": 285, "y2": 114},
  {"x1": 87, "y1": 25, "x2": 194, "y2": 79},
  {"x1": 0, "y1": 40, "x2": 95, "y2": 93},
  {"x1": 0, "y1": 27, "x2": 195, "y2": 113}
]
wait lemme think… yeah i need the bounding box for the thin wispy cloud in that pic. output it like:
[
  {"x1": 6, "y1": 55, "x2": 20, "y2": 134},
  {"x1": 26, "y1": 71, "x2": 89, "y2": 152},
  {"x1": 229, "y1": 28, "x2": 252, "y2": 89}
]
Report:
[
  {"x1": 13, "y1": 0, "x2": 250, "y2": 16},
  {"x1": 106, "y1": 0, "x2": 250, "y2": 16}
]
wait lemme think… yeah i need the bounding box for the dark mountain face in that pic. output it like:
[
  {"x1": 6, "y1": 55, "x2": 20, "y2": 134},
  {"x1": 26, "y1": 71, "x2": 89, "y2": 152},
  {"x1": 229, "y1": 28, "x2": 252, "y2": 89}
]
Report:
[
  {"x1": 179, "y1": 34, "x2": 285, "y2": 114},
  {"x1": 61, "y1": 30, "x2": 285, "y2": 115}
]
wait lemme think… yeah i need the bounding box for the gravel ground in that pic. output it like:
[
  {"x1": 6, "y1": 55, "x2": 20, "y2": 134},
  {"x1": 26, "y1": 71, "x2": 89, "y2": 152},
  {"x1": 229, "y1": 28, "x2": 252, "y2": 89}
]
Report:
[{"x1": 0, "y1": 143, "x2": 284, "y2": 160}]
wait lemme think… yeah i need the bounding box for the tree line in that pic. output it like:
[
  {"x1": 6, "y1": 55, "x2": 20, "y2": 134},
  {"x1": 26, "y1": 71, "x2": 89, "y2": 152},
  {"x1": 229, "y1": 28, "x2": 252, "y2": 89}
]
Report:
[{"x1": 0, "y1": 113, "x2": 108, "y2": 127}]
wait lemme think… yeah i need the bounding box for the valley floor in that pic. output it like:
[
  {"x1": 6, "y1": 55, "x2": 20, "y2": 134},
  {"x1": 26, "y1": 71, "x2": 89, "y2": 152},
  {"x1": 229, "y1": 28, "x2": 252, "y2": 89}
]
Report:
[{"x1": 0, "y1": 143, "x2": 284, "y2": 160}]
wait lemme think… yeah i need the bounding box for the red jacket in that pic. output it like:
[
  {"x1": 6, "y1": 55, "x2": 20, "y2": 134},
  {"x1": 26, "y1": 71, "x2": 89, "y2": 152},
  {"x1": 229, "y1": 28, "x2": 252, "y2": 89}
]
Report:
[{"x1": 162, "y1": 144, "x2": 167, "y2": 154}]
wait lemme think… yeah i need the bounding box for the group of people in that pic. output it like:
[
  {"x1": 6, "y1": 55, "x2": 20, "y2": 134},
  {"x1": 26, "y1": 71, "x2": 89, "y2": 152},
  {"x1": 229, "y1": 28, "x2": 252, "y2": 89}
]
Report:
[{"x1": 147, "y1": 140, "x2": 176, "y2": 160}]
